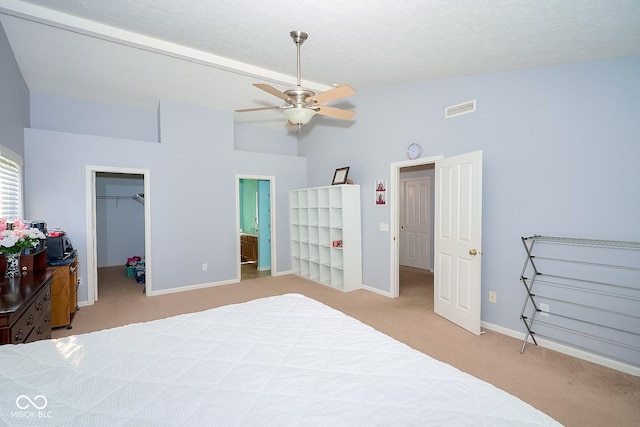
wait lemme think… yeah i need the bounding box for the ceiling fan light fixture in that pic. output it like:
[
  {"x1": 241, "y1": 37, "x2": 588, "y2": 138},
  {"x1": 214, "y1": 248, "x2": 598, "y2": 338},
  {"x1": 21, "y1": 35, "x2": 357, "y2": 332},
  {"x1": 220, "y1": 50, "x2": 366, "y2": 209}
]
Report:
[
  {"x1": 236, "y1": 31, "x2": 356, "y2": 127},
  {"x1": 284, "y1": 107, "x2": 316, "y2": 125}
]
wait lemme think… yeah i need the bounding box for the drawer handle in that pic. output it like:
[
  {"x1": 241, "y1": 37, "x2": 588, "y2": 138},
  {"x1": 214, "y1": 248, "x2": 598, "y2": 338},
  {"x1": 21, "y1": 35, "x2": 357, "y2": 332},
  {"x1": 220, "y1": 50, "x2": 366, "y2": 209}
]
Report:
[
  {"x1": 44, "y1": 292, "x2": 51, "y2": 301},
  {"x1": 37, "y1": 325, "x2": 44, "y2": 335},
  {"x1": 15, "y1": 329, "x2": 24, "y2": 342},
  {"x1": 27, "y1": 314, "x2": 34, "y2": 325},
  {"x1": 37, "y1": 301, "x2": 44, "y2": 311}
]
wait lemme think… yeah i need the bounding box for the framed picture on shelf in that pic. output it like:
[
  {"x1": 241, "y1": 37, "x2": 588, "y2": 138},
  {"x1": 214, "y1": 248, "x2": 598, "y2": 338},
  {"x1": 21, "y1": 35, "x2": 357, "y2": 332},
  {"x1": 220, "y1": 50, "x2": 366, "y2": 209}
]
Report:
[{"x1": 332, "y1": 167, "x2": 350, "y2": 185}]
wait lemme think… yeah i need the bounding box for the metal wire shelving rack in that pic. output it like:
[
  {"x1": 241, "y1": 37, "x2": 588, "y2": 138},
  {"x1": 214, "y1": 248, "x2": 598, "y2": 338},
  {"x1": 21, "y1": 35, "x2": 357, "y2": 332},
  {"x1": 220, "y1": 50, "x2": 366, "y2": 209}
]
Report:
[{"x1": 519, "y1": 235, "x2": 640, "y2": 365}]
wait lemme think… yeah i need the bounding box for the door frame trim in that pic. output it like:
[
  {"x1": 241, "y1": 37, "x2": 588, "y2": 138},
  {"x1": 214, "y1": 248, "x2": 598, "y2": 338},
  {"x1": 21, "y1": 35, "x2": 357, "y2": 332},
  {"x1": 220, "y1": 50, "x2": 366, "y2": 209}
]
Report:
[
  {"x1": 235, "y1": 174, "x2": 276, "y2": 280},
  {"x1": 389, "y1": 156, "x2": 443, "y2": 298},
  {"x1": 86, "y1": 165, "x2": 151, "y2": 304}
]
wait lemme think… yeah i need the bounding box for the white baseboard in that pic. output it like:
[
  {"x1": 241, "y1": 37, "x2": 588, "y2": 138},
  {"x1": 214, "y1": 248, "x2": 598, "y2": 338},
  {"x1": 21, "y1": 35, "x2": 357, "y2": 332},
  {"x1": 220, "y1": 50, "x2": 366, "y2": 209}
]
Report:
[
  {"x1": 481, "y1": 321, "x2": 640, "y2": 377},
  {"x1": 274, "y1": 269, "x2": 293, "y2": 276},
  {"x1": 149, "y1": 278, "x2": 238, "y2": 296},
  {"x1": 360, "y1": 283, "x2": 392, "y2": 297}
]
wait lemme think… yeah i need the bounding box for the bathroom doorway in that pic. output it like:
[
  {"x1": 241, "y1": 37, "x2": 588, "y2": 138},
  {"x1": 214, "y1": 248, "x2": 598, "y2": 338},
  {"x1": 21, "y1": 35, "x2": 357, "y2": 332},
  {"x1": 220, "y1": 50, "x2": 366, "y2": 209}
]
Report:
[{"x1": 237, "y1": 176, "x2": 275, "y2": 280}]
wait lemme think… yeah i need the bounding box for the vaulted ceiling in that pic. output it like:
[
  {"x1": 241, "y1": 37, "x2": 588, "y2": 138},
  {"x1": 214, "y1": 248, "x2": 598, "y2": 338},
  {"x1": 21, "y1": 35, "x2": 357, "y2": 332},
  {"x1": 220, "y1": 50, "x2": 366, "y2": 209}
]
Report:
[{"x1": 1, "y1": 0, "x2": 639, "y2": 127}]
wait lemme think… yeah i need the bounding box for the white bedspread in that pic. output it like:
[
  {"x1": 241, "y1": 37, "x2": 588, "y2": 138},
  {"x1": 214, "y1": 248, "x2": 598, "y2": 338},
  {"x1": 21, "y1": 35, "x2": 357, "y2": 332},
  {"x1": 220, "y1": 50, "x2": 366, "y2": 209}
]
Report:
[{"x1": 0, "y1": 294, "x2": 561, "y2": 426}]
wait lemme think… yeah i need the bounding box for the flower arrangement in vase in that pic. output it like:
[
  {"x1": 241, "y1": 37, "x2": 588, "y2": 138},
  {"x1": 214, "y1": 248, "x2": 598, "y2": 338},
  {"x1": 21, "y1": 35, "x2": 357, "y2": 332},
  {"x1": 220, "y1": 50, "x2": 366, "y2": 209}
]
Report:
[{"x1": 0, "y1": 219, "x2": 46, "y2": 278}]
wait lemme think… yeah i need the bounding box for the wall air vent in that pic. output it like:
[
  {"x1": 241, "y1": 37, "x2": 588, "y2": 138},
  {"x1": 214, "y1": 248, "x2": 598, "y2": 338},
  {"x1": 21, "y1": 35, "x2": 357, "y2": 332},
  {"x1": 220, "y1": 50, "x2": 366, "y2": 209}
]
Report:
[{"x1": 445, "y1": 100, "x2": 476, "y2": 119}]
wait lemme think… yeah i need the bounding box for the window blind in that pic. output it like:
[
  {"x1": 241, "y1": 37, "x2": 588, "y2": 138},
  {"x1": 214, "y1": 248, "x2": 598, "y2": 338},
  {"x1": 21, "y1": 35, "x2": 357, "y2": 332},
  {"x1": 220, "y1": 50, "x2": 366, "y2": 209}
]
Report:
[{"x1": 0, "y1": 145, "x2": 23, "y2": 219}]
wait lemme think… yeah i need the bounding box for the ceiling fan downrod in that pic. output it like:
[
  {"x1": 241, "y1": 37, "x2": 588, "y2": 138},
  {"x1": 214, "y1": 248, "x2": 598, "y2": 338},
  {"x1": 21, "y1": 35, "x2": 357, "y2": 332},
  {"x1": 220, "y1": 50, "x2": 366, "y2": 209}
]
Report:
[
  {"x1": 290, "y1": 31, "x2": 308, "y2": 88},
  {"x1": 284, "y1": 31, "x2": 316, "y2": 126}
]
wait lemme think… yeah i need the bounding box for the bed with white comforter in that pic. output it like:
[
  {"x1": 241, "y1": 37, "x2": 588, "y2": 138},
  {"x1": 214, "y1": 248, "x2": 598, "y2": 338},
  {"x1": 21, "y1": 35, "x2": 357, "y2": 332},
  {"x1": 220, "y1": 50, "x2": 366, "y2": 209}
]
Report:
[{"x1": 0, "y1": 293, "x2": 561, "y2": 426}]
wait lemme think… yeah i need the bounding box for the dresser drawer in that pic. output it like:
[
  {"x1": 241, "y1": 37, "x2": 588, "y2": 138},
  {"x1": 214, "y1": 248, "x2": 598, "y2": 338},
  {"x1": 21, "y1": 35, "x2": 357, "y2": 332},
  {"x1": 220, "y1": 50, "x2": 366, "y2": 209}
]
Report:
[
  {"x1": 34, "y1": 282, "x2": 52, "y2": 313},
  {"x1": 9, "y1": 303, "x2": 37, "y2": 344},
  {"x1": 25, "y1": 305, "x2": 51, "y2": 343},
  {"x1": 29, "y1": 281, "x2": 52, "y2": 342}
]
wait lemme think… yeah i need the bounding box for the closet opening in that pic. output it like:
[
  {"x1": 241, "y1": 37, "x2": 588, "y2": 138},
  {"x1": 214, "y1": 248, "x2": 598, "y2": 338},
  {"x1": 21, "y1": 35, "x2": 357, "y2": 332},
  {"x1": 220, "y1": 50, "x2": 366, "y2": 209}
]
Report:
[{"x1": 86, "y1": 166, "x2": 151, "y2": 303}]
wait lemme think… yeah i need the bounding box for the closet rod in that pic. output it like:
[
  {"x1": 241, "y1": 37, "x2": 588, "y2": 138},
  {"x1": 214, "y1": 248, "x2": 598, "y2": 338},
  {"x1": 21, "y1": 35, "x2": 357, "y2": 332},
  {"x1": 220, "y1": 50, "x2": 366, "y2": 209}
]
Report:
[{"x1": 96, "y1": 194, "x2": 144, "y2": 206}]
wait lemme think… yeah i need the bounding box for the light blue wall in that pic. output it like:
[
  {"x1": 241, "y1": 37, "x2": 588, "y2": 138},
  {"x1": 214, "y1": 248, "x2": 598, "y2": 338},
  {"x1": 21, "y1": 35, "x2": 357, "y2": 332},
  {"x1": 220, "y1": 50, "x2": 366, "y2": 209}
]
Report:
[
  {"x1": 299, "y1": 55, "x2": 640, "y2": 364},
  {"x1": 24, "y1": 98, "x2": 306, "y2": 301},
  {"x1": 30, "y1": 92, "x2": 158, "y2": 142},
  {"x1": 234, "y1": 120, "x2": 299, "y2": 155},
  {"x1": 0, "y1": 23, "x2": 29, "y2": 157}
]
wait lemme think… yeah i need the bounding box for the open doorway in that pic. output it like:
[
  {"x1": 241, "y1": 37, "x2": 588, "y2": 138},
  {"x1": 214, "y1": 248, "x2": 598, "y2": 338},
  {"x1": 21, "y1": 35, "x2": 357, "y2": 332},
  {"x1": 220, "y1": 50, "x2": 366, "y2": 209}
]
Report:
[
  {"x1": 398, "y1": 164, "x2": 435, "y2": 299},
  {"x1": 86, "y1": 166, "x2": 151, "y2": 304},
  {"x1": 390, "y1": 156, "x2": 442, "y2": 299},
  {"x1": 237, "y1": 175, "x2": 276, "y2": 281},
  {"x1": 95, "y1": 172, "x2": 145, "y2": 297}
]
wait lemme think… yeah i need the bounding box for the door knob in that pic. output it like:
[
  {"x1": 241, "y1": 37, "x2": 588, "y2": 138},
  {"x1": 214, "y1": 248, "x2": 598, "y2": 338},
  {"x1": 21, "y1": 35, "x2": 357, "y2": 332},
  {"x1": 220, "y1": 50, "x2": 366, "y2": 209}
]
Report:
[{"x1": 469, "y1": 249, "x2": 478, "y2": 256}]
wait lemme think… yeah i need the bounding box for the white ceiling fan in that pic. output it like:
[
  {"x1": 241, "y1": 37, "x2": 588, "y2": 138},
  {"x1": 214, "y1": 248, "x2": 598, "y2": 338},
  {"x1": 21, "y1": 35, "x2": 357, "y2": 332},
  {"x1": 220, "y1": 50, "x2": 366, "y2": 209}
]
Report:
[{"x1": 235, "y1": 31, "x2": 356, "y2": 129}]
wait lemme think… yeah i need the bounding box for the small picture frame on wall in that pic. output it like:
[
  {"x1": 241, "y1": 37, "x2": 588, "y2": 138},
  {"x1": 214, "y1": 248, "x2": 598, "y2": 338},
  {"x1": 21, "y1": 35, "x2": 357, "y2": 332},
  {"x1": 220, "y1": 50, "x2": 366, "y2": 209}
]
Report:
[
  {"x1": 375, "y1": 179, "x2": 387, "y2": 205},
  {"x1": 332, "y1": 167, "x2": 350, "y2": 185}
]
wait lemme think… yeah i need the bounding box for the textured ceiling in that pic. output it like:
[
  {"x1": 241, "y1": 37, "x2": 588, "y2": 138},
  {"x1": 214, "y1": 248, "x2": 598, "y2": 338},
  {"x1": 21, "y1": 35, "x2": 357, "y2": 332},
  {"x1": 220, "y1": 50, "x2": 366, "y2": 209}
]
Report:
[{"x1": 1, "y1": 0, "x2": 639, "y2": 126}]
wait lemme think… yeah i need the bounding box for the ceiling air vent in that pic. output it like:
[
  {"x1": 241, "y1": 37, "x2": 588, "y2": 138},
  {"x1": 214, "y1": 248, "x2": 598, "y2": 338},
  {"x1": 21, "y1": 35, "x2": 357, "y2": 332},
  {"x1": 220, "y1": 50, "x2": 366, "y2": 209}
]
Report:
[{"x1": 445, "y1": 100, "x2": 476, "y2": 119}]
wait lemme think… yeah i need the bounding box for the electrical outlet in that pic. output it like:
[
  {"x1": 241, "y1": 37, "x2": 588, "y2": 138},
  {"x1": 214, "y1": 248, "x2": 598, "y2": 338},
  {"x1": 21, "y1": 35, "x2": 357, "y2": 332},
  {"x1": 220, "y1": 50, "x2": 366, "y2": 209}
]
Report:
[
  {"x1": 539, "y1": 303, "x2": 549, "y2": 317},
  {"x1": 77, "y1": 277, "x2": 83, "y2": 287},
  {"x1": 488, "y1": 291, "x2": 497, "y2": 303},
  {"x1": 202, "y1": 263, "x2": 208, "y2": 271}
]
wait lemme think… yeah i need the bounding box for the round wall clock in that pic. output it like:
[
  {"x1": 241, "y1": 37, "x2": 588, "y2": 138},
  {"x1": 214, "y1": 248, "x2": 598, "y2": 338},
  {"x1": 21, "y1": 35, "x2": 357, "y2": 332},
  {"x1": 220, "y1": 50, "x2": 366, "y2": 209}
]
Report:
[{"x1": 407, "y1": 143, "x2": 422, "y2": 159}]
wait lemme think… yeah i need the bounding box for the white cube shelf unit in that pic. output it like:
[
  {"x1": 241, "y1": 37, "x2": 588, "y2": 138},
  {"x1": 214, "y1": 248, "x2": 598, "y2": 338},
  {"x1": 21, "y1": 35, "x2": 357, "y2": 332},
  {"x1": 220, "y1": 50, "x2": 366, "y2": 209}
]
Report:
[{"x1": 290, "y1": 184, "x2": 362, "y2": 291}]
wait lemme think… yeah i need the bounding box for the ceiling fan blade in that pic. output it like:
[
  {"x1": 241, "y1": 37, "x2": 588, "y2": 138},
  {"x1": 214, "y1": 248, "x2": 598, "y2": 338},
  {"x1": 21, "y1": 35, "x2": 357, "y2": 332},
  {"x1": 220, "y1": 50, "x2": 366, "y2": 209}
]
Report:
[
  {"x1": 315, "y1": 105, "x2": 356, "y2": 120},
  {"x1": 306, "y1": 85, "x2": 356, "y2": 105},
  {"x1": 253, "y1": 83, "x2": 290, "y2": 101},
  {"x1": 235, "y1": 106, "x2": 281, "y2": 113}
]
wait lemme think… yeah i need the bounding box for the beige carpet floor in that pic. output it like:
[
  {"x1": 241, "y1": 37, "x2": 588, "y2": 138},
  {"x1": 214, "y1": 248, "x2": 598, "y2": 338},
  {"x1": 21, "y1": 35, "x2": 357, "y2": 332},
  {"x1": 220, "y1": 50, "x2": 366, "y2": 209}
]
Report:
[{"x1": 52, "y1": 266, "x2": 640, "y2": 426}]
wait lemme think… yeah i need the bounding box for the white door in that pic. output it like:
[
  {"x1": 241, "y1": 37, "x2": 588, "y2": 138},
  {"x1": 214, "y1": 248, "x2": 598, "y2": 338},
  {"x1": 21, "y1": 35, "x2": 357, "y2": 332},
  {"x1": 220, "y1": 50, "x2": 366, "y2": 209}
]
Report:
[
  {"x1": 434, "y1": 150, "x2": 483, "y2": 335},
  {"x1": 400, "y1": 177, "x2": 431, "y2": 269}
]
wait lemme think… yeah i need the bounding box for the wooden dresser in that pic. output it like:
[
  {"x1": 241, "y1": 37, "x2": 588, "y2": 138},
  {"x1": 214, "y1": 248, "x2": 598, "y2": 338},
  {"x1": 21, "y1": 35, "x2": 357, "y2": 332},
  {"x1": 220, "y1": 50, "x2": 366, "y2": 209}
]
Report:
[
  {"x1": 0, "y1": 250, "x2": 54, "y2": 344},
  {"x1": 50, "y1": 255, "x2": 79, "y2": 329}
]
